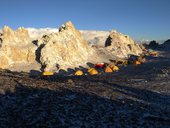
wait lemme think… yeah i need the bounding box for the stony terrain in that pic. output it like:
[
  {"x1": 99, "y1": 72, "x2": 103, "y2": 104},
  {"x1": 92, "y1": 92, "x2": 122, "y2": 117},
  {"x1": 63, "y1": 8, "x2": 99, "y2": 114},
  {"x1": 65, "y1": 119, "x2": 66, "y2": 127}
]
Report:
[
  {"x1": 0, "y1": 48, "x2": 169, "y2": 127},
  {"x1": 0, "y1": 21, "x2": 170, "y2": 127}
]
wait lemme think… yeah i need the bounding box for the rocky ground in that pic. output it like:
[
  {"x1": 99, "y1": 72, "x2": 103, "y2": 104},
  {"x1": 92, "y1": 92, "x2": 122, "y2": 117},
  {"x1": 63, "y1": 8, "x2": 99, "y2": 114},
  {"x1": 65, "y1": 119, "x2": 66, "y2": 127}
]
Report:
[{"x1": 0, "y1": 49, "x2": 170, "y2": 128}]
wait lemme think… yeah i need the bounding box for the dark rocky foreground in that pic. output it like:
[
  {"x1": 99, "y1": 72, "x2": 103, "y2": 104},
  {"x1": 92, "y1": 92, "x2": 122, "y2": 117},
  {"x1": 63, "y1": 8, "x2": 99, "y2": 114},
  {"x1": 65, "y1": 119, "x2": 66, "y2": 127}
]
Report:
[{"x1": 0, "y1": 50, "x2": 170, "y2": 128}]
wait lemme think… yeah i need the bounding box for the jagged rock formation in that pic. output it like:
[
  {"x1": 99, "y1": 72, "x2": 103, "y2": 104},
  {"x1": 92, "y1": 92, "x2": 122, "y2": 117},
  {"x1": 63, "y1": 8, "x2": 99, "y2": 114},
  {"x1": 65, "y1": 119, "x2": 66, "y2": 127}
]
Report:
[
  {"x1": 0, "y1": 22, "x2": 144, "y2": 72},
  {"x1": 105, "y1": 30, "x2": 143, "y2": 58},
  {"x1": 161, "y1": 39, "x2": 170, "y2": 50},
  {"x1": 39, "y1": 21, "x2": 98, "y2": 71},
  {"x1": 0, "y1": 26, "x2": 38, "y2": 70},
  {"x1": 148, "y1": 40, "x2": 159, "y2": 48},
  {"x1": 38, "y1": 22, "x2": 143, "y2": 71},
  {"x1": 144, "y1": 40, "x2": 160, "y2": 50},
  {"x1": 2, "y1": 26, "x2": 31, "y2": 45}
]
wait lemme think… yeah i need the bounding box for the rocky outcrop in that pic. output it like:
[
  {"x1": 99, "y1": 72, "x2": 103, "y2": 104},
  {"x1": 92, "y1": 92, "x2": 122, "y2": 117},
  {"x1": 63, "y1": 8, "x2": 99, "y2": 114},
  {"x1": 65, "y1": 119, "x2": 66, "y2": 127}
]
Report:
[
  {"x1": 105, "y1": 30, "x2": 143, "y2": 58},
  {"x1": 0, "y1": 22, "x2": 144, "y2": 72},
  {"x1": 144, "y1": 40, "x2": 160, "y2": 50},
  {"x1": 161, "y1": 39, "x2": 170, "y2": 50},
  {"x1": 39, "y1": 21, "x2": 98, "y2": 71},
  {"x1": 0, "y1": 26, "x2": 37, "y2": 71},
  {"x1": 2, "y1": 26, "x2": 31, "y2": 45},
  {"x1": 38, "y1": 25, "x2": 143, "y2": 71}
]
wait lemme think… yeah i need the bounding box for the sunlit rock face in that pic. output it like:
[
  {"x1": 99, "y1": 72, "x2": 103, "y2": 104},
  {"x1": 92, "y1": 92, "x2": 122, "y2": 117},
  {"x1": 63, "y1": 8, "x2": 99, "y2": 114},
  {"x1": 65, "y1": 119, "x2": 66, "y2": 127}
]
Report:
[
  {"x1": 105, "y1": 30, "x2": 143, "y2": 58},
  {"x1": 0, "y1": 26, "x2": 37, "y2": 70},
  {"x1": 39, "y1": 21, "x2": 97, "y2": 71},
  {"x1": 0, "y1": 22, "x2": 144, "y2": 72},
  {"x1": 2, "y1": 26, "x2": 31, "y2": 45}
]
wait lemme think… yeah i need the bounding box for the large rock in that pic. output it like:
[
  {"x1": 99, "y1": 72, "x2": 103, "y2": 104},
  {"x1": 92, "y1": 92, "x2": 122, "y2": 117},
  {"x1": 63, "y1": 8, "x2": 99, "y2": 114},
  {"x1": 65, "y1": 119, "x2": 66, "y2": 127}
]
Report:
[
  {"x1": 2, "y1": 26, "x2": 31, "y2": 45},
  {"x1": 39, "y1": 21, "x2": 98, "y2": 71},
  {"x1": 105, "y1": 30, "x2": 143, "y2": 58},
  {"x1": 0, "y1": 22, "x2": 144, "y2": 72},
  {"x1": 0, "y1": 26, "x2": 38, "y2": 71},
  {"x1": 145, "y1": 40, "x2": 160, "y2": 50},
  {"x1": 161, "y1": 39, "x2": 170, "y2": 50}
]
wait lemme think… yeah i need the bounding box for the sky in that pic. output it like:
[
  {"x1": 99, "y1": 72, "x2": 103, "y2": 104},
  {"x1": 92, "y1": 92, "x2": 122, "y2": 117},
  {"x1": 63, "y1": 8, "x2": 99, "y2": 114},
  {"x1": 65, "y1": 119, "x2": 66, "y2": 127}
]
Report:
[{"x1": 0, "y1": 0, "x2": 170, "y2": 41}]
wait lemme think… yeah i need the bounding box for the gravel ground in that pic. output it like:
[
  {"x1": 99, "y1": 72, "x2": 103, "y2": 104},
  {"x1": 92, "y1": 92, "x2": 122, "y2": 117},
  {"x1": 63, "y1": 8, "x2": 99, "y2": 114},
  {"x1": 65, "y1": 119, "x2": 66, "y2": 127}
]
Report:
[{"x1": 0, "y1": 50, "x2": 170, "y2": 128}]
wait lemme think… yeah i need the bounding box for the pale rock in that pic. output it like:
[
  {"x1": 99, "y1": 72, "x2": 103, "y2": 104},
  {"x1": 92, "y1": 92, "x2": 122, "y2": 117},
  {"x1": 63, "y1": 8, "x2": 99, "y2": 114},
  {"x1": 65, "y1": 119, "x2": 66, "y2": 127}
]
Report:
[
  {"x1": 2, "y1": 26, "x2": 31, "y2": 45},
  {"x1": 0, "y1": 22, "x2": 144, "y2": 72},
  {"x1": 0, "y1": 56, "x2": 10, "y2": 69},
  {"x1": 0, "y1": 26, "x2": 37, "y2": 71},
  {"x1": 105, "y1": 30, "x2": 143, "y2": 58},
  {"x1": 40, "y1": 21, "x2": 97, "y2": 71}
]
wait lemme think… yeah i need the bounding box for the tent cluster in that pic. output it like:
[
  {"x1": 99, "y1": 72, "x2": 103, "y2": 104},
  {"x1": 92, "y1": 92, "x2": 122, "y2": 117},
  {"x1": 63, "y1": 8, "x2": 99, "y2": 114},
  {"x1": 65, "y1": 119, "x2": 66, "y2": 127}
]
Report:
[
  {"x1": 73, "y1": 54, "x2": 147, "y2": 76},
  {"x1": 41, "y1": 48, "x2": 158, "y2": 76},
  {"x1": 41, "y1": 55, "x2": 147, "y2": 76},
  {"x1": 74, "y1": 63, "x2": 119, "y2": 76}
]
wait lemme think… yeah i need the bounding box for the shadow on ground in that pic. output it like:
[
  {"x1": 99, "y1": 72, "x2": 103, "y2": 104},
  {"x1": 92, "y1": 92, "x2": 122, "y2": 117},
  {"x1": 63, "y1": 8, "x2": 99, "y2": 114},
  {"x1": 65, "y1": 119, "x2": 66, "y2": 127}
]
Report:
[{"x1": 0, "y1": 78, "x2": 170, "y2": 127}]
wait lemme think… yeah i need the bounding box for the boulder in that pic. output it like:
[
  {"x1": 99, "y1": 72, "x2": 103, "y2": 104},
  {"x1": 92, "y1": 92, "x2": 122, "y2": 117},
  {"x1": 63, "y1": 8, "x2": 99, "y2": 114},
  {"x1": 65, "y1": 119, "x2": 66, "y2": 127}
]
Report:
[
  {"x1": 2, "y1": 26, "x2": 31, "y2": 45},
  {"x1": 105, "y1": 30, "x2": 143, "y2": 58},
  {"x1": 161, "y1": 39, "x2": 170, "y2": 50},
  {"x1": 0, "y1": 26, "x2": 38, "y2": 71},
  {"x1": 147, "y1": 40, "x2": 159, "y2": 49},
  {"x1": 39, "y1": 21, "x2": 100, "y2": 71},
  {"x1": 163, "y1": 39, "x2": 170, "y2": 46}
]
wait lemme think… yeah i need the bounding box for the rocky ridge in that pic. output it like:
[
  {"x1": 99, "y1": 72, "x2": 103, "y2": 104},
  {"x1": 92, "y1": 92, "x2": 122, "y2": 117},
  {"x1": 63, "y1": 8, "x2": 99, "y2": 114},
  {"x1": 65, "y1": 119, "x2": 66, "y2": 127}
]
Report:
[
  {"x1": 0, "y1": 26, "x2": 38, "y2": 70},
  {"x1": 38, "y1": 21, "x2": 99, "y2": 71},
  {"x1": 105, "y1": 30, "x2": 143, "y2": 58},
  {"x1": 0, "y1": 21, "x2": 143, "y2": 72}
]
